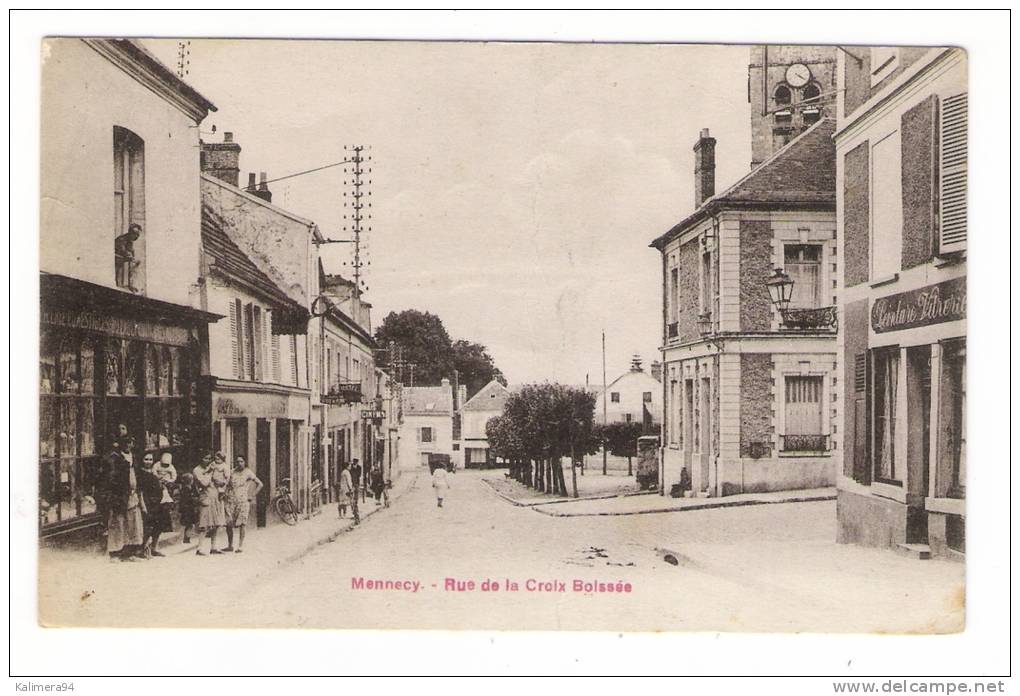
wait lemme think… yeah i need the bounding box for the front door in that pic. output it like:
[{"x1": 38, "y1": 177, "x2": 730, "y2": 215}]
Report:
[{"x1": 255, "y1": 419, "x2": 271, "y2": 528}]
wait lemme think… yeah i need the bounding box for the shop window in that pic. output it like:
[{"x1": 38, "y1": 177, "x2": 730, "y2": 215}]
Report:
[
  {"x1": 938, "y1": 341, "x2": 966, "y2": 497},
  {"x1": 113, "y1": 127, "x2": 145, "y2": 293},
  {"x1": 159, "y1": 346, "x2": 172, "y2": 395},
  {"x1": 144, "y1": 344, "x2": 159, "y2": 396},
  {"x1": 783, "y1": 376, "x2": 826, "y2": 452},
  {"x1": 39, "y1": 334, "x2": 102, "y2": 529},
  {"x1": 872, "y1": 348, "x2": 901, "y2": 483},
  {"x1": 124, "y1": 341, "x2": 143, "y2": 396},
  {"x1": 610, "y1": 392, "x2": 620, "y2": 403},
  {"x1": 785, "y1": 244, "x2": 822, "y2": 308}
]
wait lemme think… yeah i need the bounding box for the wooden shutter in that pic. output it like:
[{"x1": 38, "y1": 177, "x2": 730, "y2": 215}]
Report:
[
  {"x1": 243, "y1": 303, "x2": 255, "y2": 380},
  {"x1": 290, "y1": 335, "x2": 299, "y2": 385},
  {"x1": 230, "y1": 298, "x2": 244, "y2": 379},
  {"x1": 252, "y1": 306, "x2": 263, "y2": 382},
  {"x1": 269, "y1": 311, "x2": 281, "y2": 383},
  {"x1": 852, "y1": 352, "x2": 871, "y2": 484},
  {"x1": 938, "y1": 93, "x2": 968, "y2": 254}
]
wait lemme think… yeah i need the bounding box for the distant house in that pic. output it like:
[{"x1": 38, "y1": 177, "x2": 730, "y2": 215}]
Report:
[
  {"x1": 398, "y1": 379, "x2": 454, "y2": 470},
  {"x1": 594, "y1": 356, "x2": 663, "y2": 431},
  {"x1": 458, "y1": 380, "x2": 511, "y2": 468}
]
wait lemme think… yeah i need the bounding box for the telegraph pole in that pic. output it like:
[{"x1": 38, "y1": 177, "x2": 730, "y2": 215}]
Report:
[
  {"x1": 176, "y1": 41, "x2": 190, "y2": 78},
  {"x1": 602, "y1": 330, "x2": 608, "y2": 476}
]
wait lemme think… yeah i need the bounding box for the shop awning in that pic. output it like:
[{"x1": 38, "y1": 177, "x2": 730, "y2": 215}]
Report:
[{"x1": 40, "y1": 272, "x2": 224, "y2": 325}]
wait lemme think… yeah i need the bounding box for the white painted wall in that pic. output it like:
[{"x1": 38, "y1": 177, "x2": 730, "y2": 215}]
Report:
[{"x1": 41, "y1": 39, "x2": 204, "y2": 307}]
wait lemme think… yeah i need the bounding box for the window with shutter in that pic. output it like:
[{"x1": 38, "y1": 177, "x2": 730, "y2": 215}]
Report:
[
  {"x1": 243, "y1": 303, "x2": 256, "y2": 380},
  {"x1": 229, "y1": 299, "x2": 241, "y2": 378},
  {"x1": 290, "y1": 335, "x2": 299, "y2": 386},
  {"x1": 938, "y1": 92, "x2": 967, "y2": 254},
  {"x1": 253, "y1": 306, "x2": 263, "y2": 382},
  {"x1": 269, "y1": 311, "x2": 281, "y2": 383}
]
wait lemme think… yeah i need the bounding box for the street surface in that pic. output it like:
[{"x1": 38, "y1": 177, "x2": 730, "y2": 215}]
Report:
[{"x1": 40, "y1": 470, "x2": 964, "y2": 633}]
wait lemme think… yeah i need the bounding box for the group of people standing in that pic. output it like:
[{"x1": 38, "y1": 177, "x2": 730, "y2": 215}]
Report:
[
  {"x1": 335, "y1": 458, "x2": 390, "y2": 525},
  {"x1": 101, "y1": 424, "x2": 263, "y2": 562}
]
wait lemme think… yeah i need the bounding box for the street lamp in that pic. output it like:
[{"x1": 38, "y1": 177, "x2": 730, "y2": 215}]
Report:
[{"x1": 765, "y1": 267, "x2": 795, "y2": 320}]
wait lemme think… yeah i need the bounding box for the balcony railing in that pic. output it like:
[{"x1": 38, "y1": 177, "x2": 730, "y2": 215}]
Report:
[
  {"x1": 781, "y1": 306, "x2": 837, "y2": 330},
  {"x1": 781, "y1": 433, "x2": 830, "y2": 453},
  {"x1": 667, "y1": 322, "x2": 679, "y2": 339},
  {"x1": 322, "y1": 381, "x2": 363, "y2": 405}
]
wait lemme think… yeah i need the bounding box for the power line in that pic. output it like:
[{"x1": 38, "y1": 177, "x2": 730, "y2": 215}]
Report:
[{"x1": 263, "y1": 158, "x2": 357, "y2": 186}]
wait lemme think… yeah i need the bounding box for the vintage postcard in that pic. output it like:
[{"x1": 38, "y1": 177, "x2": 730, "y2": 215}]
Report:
[{"x1": 37, "y1": 37, "x2": 967, "y2": 633}]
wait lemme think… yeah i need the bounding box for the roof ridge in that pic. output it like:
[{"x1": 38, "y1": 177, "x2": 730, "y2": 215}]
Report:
[{"x1": 701, "y1": 117, "x2": 835, "y2": 209}]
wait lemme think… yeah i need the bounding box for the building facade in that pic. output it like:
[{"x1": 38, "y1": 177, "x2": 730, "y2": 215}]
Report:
[
  {"x1": 652, "y1": 115, "x2": 838, "y2": 498},
  {"x1": 594, "y1": 356, "x2": 663, "y2": 430},
  {"x1": 200, "y1": 166, "x2": 315, "y2": 527},
  {"x1": 834, "y1": 47, "x2": 967, "y2": 558},
  {"x1": 458, "y1": 379, "x2": 510, "y2": 468},
  {"x1": 398, "y1": 382, "x2": 455, "y2": 470},
  {"x1": 39, "y1": 39, "x2": 219, "y2": 538}
]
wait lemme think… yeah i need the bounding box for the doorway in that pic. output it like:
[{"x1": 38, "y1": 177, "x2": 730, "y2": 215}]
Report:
[
  {"x1": 699, "y1": 376, "x2": 712, "y2": 493},
  {"x1": 255, "y1": 419, "x2": 270, "y2": 528},
  {"x1": 906, "y1": 346, "x2": 932, "y2": 543}
]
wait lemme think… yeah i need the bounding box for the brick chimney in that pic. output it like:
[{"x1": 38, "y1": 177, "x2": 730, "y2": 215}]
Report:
[
  {"x1": 245, "y1": 172, "x2": 257, "y2": 194},
  {"x1": 200, "y1": 131, "x2": 241, "y2": 187},
  {"x1": 650, "y1": 360, "x2": 663, "y2": 383},
  {"x1": 247, "y1": 171, "x2": 273, "y2": 203},
  {"x1": 693, "y1": 128, "x2": 716, "y2": 208}
]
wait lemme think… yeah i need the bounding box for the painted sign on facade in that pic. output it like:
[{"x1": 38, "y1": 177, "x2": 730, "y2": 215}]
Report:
[{"x1": 871, "y1": 276, "x2": 966, "y2": 334}]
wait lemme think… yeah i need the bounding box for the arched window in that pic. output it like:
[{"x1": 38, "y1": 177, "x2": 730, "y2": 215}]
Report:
[
  {"x1": 802, "y1": 83, "x2": 822, "y2": 125},
  {"x1": 774, "y1": 85, "x2": 792, "y2": 106}
]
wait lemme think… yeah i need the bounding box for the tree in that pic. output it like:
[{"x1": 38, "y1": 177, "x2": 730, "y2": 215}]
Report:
[
  {"x1": 595, "y1": 421, "x2": 644, "y2": 476},
  {"x1": 492, "y1": 383, "x2": 597, "y2": 497},
  {"x1": 375, "y1": 311, "x2": 505, "y2": 398},
  {"x1": 452, "y1": 340, "x2": 507, "y2": 399}
]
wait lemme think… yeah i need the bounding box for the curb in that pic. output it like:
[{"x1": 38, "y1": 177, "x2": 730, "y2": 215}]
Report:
[
  {"x1": 531, "y1": 492, "x2": 837, "y2": 517},
  {"x1": 479, "y1": 477, "x2": 654, "y2": 508}
]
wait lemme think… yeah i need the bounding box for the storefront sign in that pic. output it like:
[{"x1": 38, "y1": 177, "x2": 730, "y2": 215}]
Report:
[
  {"x1": 42, "y1": 310, "x2": 191, "y2": 346},
  {"x1": 215, "y1": 394, "x2": 290, "y2": 418},
  {"x1": 871, "y1": 277, "x2": 966, "y2": 334}
]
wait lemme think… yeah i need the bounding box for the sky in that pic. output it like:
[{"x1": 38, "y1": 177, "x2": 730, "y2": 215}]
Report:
[{"x1": 145, "y1": 39, "x2": 752, "y2": 386}]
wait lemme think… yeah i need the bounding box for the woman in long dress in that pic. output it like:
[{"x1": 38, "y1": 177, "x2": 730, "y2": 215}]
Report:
[
  {"x1": 105, "y1": 437, "x2": 144, "y2": 562},
  {"x1": 431, "y1": 464, "x2": 449, "y2": 508}
]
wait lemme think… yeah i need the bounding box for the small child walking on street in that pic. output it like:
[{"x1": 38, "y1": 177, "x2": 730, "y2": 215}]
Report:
[{"x1": 432, "y1": 464, "x2": 449, "y2": 508}]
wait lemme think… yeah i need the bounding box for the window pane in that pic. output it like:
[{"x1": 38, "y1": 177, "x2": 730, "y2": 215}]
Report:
[
  {"x1": 40, "y1": 397, "x2": 58, "y2": 459},
  {"x1": 39, "y1": 460, "x2": 59, "y2": 526},
  {"x1": 124, "y1": 342, "x2": 143, "y2": 396},
  {"x1": 80, "y1": 339, "x2": 95, "y2": 395},
  {"x1": 80, "y1": 399, "x2": 96, "y2": 456},
  {"x1": 41, "y1": 343, "x2": 56, "y2": 395},
  {"x1": 105, "y1": 339, "x2": 122, "y2": 395},
  {"x1": 145, "y1": 345, "x2": 159, "y2": 395},
  {"x1": 874, "y1": 350, "x2": 900, "y2": 480},
  {"x1": 59, "y1": 338, "x2": 80, "y2": 394},
  {"x1": 59, "y1": 399, "x2": 78, "y2": 457},
  {"x1": 145, "y1": 400, "x2": 163, "y2": 451}
]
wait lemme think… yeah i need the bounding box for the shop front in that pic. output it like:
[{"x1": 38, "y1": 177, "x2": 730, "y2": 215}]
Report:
[
  {"x1": 39, "y1": 273, "x2": 219, "y2": 539},
  {"x1": 210, "y1": 383, "x2": 309, "y2": 527},
  {"x1": 838, "y1": 274, "x2": 966, "y2": 557}
]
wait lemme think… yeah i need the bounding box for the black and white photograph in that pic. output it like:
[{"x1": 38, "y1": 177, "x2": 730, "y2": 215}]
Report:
[{"x1": 9, "y1": 8, "x2": 1012, "y2": 684}]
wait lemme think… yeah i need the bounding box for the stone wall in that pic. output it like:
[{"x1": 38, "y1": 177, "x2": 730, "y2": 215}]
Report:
[
  {"x1": 901, "y1": 95, "x2": 937, "y2": 269},
  {"x1": 739, "y1": 220, "x2": 773, "y2": 331},
  {"x1": 739, "y1": 353, "x2": 772, "y2": 457},
  {"x1": 843, "y1": 143, "x2": 870, "y2": 287},
  {"x1": 675, "y1": 239, "x2": 701, "y2": 343}
]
